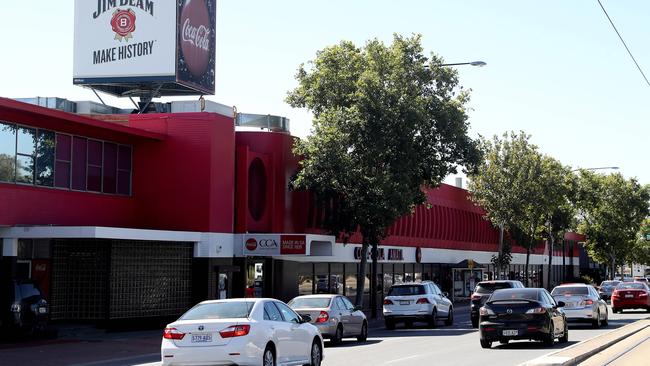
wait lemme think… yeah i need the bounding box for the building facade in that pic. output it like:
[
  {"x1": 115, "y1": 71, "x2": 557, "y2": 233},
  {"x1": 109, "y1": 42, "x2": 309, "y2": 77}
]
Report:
[{"x1": 0, "y1": 97, "x2": 580, "y2": 322}]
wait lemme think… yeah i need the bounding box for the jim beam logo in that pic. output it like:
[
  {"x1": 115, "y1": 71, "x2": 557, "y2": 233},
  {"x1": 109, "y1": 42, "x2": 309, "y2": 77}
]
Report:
[{"x1": 110, "y1": 9, "x2": 136, "y2": 41}]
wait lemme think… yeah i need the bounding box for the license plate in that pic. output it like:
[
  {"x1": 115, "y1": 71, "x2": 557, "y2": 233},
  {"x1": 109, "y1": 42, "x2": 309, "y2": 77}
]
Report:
[
  {"x1": 502, "y1": 330, "x2": 518, "y2": 336},
  {"x1": 564, "y1": 302, "x2": 574, "y2": 308},
  {"x1": 38, "y1": 307, "x2": 47, "y2": 314},
  {"x1": 625, "y1": 294, "x2": 634, "y2": 298},
  {"x1": 400, "y1": 300, "x2": 410, "y2": 305},
  {"x1": 191, "y1": 334, "x2": 212, "y2": 343}
]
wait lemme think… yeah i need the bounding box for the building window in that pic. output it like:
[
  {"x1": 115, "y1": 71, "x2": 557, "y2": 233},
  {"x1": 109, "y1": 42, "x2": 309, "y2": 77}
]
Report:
[
  {"x1": 87, "y1": 140, "x2": 103, "y2": 192},
  {"x1": 36, "y1": 129, "x2": 55, "y2": 187},
  {"x1": 16, "y1": 127, "x2": 36, "y2": 184},
  {"x1": 0, "y1": 122, "x2": 17, "y2": 182},
  {"x1": 117, "y1": 145, "x2": 131, "y2": 195},
  {"x1": 55, "y1": 134, "x2": 72, "y2": 188},
  {"x1": 298, "y1": 263, "x2": 314, "y2": 296}
]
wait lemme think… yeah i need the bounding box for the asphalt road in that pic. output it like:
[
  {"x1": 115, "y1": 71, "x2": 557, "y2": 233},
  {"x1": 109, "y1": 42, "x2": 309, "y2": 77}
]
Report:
[{"x1": 0, "y1": 307, "x2": 647, "y2": 366}]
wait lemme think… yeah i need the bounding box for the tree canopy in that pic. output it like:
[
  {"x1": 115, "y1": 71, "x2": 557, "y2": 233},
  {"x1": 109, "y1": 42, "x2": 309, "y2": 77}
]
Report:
[{"x1": 287, "y1": 34, "x2": 480, "y2": 307}]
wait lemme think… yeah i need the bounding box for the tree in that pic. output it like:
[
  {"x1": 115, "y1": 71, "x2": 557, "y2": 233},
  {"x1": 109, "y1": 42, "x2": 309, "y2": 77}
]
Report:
[
  {"x1": 627, "y1": 218, "x2": 650, "y2": 266},
  {"x1": 468, "y1": 132, "x2": 539, "y2": 280},
  {"x1": 287, "y1": 34, "x2": 480, "y2": 315},
  {"x1": 575, "y1": 172, "x2": 650, "y2": 279}
]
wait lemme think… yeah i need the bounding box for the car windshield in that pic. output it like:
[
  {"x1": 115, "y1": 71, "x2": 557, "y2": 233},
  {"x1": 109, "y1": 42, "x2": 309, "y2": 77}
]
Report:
[
  {"x1": 617, "y1": 283, "x2": 646, "y2": 290},
  {"x1": 551, "y1": 286, "x2": 589, "y2": 296},
  {"x1": 600, "y1": 281, "x2": 619, "y2": 288},
  {"x1": 288, "y1": 297, "x2": 332, "y2": 308},
  {"x1": 475, "y1": 282, "x2": 513, "y2": 294},
  {"x1": 388, "y1": 285, "x2": 425, "y2": 296},
  {"x1": 180, "y1": 301, "x2": 254, "y2": 320},
  {"x1": 489, "y1": 289, "x2": 539, "y2": 302}
]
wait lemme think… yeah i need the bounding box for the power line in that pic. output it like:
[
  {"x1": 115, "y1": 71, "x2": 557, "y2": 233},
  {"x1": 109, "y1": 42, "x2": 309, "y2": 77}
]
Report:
[{"x1": 596, "y1": 0, "x2": 650, "y2": 87}]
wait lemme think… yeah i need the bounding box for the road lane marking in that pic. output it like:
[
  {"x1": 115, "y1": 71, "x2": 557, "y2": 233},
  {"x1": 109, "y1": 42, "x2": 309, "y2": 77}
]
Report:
[
  {"x1": 68, "y1": 353, "x2": 160, "y2": 366},
  {"x1": 384, "y1": 355, "x2": 420, "y2": 364}
]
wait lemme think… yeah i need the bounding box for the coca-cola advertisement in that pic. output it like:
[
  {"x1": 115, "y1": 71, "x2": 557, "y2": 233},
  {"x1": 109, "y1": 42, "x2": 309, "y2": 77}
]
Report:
[{"x1": 176, "y1": 0, "x2": 216, "y2": 95}]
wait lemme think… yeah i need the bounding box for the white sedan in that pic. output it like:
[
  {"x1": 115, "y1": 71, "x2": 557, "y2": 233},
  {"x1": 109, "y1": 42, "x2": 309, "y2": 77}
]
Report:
[{"x1": 161, "y1": 298, "x2": 324, "y2": 366}]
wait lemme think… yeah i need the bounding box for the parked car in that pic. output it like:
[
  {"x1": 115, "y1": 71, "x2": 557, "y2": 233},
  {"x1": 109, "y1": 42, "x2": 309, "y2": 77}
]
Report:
[
  {"x1": 288, "y1": 295, "x2": 367, "y2": 344},
  {"x1": 611, "y1": 282, "x2": 650, "y2": 313},
  {"x1": 478, "y1": 288, "x2": 568, "y2": 349},
  {"x1": 161, "y1": 298, "x2": 324, "y2": 366},
  {"x1": 597, "y1": 280, "x2": 620, "y2": 301},
  {"x1": 551, "y1": 283, "x2": 608, "y2": 328},
  {"x1": 382, "y1": 281, "x2": 453, "y2": 329},
  {"x1": 470, "y1": 280, "x2": 524, "y2": 328},
  {"x1": 0, "y1": 279, "x2": 49, "y2": 336}
]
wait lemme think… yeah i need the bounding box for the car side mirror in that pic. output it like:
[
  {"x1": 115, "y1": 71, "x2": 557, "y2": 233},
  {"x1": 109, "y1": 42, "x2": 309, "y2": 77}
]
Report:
[
  {"x1": 353, "y1": 305, "x2": 362, "y2": 312},
  {"x1": 442, "y1": 292, "x2": 449, "y2": 298},
  {"x1": 556, "y1": 301, "x2": 565, "y2": 308},
  {"x1": 300, "y1": 314, "x2": 312, "y2": 323}
]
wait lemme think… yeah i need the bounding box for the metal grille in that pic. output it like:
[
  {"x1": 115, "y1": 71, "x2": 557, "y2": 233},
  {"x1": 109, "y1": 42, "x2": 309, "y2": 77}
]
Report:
[
  {"x1": 51, "y1": 240, "x2": 110, "y2": 320},
  {"x1": 109, "y1": 241, "x2": 193, "y2": 319}
]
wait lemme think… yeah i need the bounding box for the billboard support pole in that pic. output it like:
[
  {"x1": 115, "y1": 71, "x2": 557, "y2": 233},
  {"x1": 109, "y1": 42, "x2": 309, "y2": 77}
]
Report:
[
  {"x1": 138, "y1": 84, "x2": 163, "y2": 114},
  {"x1": 91, "y1": 88, "x2": 107, "y2": 107}
]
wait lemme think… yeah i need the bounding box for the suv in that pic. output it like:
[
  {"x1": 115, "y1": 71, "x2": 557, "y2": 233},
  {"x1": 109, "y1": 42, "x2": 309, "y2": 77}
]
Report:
[
  {"x1": 470, "y1": 280, "x2": 524, "y2": 328},
  {"x1": 382, "y1": 281, "x2": 453, "y2": 329},
  {"x1": 1, "y1": 280, "x2": 49, "y2": 336}
]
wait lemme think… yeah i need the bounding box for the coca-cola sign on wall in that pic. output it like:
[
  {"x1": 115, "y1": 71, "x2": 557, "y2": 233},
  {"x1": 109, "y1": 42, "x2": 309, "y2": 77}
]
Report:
[{"x1": 177, "y1": 0, "x2": 216, "y2": 94}]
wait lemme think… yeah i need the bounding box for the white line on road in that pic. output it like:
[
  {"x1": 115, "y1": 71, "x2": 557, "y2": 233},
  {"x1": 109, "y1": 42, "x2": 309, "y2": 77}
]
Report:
[
  {"x1": 68, "y1": 353, "x2": 160, "y2": 366},
  {"x1": 384, "y1": 355, "x2": 420, "y2": 364}
]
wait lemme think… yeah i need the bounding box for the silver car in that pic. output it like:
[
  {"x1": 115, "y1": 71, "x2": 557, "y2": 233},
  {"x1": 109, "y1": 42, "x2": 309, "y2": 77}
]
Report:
[
  {"x1": 551, "y1": 283, "x2": 608, "y2": 328},
  {"x1": 288, "y1": 295, "x2": 368, "y2": 345}
]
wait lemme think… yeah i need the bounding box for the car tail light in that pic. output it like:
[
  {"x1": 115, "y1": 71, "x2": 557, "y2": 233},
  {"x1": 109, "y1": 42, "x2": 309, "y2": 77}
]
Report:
[
  {"x1": 612, "y1": 291, "x2": 620, "y2": 298},
  {"x1": 479, "y1": 307, "x2": 495, "y2": 316},
  {"x1": 316, "y1": 311, "x2": 329, "y2": 323},
  {"x1": 582, "y1": 299, "x2": 594, "y2": 305},
  {"x1": 640, "y1": 292, "x2": 648, "y2": 298},
  {"x1": 525, "y1": 307, "x2": 546, "y2": 314},
  {"x1": 383, "y1": 299, "x2": 394, "y2": 305},
  {"x1": 163, "y1": 327, "x2": 185, "y2": 340},
  {"x1": 471, "y1": 294, "x2": 482, "y2": 301},
  {"x1": 220, "y1": 325, "x2": 251, "y2": 338},
  {"x1": 416, "y1": 298, "x2": 430, "y2": 304}
]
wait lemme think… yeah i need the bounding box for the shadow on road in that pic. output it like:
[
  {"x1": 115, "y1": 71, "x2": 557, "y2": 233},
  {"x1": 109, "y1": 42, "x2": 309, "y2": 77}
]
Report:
[
  {"x1": 325, "y1": 339, "x2": 383, "y2": 348},
  {"x1": 491, "y1": 340, "x2": 580, "y2": 350}
]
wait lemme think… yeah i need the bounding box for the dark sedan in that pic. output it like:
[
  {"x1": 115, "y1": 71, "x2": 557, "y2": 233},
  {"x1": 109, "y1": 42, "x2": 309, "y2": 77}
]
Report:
[
  {"x1": 479, "y1": 288, "x2": 568, "y2": 349},
  {"x1": 470, "y1": 280, "x2": 524, "y2": 328},
  {"x1": 597, "y1": 280, "x2": 620, "y2": 301}
]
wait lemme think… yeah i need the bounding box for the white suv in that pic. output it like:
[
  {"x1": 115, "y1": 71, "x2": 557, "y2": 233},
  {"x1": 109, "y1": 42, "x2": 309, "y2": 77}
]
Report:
[{"x1": 382, "y1": 281, "x2": 453, "y2": 329}]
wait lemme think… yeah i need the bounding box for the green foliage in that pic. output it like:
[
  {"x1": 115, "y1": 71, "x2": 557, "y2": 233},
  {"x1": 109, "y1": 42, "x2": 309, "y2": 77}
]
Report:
[
  {"x1": 575, "y1": 172, "x2": 650, "y2": 271},
  {"x1": 628, "y1": 218, "x2": 650, "y2": 265},
  {"x1": 287, "y1": 34, "x2": 480, "y2": 244}
]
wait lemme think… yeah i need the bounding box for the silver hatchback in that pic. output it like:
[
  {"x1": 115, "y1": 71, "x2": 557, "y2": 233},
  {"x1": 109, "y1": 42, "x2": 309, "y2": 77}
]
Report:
[{"x1": 289, "y1": 295, "x2": 368, "y2": 345}]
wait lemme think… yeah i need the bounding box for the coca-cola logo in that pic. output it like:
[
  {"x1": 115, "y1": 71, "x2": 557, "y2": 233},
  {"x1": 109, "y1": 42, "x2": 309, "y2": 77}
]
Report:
[
  {"x1": 180, "y1": 0, "x2": 211, "y2": 77},
  {"x1": 245, "y1": 238, "x2": 258, "y2": 251}
]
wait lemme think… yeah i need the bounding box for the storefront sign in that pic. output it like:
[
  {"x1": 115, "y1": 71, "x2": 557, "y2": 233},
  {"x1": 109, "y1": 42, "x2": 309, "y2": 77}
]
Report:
[
  {"x1": 243, "y1": 234, "x2": 306, "y2": 256},
  {"x1": 353, "y1": 247, "x2": 404, "y2": 261},
  {"x1": 73, "y1": 0, "x2": 216, "y2": 95}
]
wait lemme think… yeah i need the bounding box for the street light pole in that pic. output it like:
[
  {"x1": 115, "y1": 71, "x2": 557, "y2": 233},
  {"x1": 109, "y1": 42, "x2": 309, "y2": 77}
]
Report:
[
  {"x1": 571, "y1": 166, "x2": 619, "y2": 172},
  {"x1": 441, "y1": 61, "x2": 487, "y2": 67}
]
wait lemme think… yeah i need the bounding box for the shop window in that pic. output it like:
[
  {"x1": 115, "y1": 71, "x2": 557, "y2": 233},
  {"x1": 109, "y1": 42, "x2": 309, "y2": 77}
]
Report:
[
  {"x1": 55, "y1": 134, "x2": 72, "y2": 188},
  {"x1": 36, "y1": 129, "x2": 55, "y2": 187},
  {"x1": 102, "y1": 142, "x2": 117, "y2": 194},
  {"x1": 298, "y1": 263, "x2": 314, "y2": 296},
  {"x1": 330, "y1": 263, "x2": 344, "y2": 295},
  {"x1": 72, "y1": 137, "x2": 87, "y2": 190},
  {"x1": 0, "y1": 122, "x2": 16, "y2": 182},
  {"x1": 345, "y1": 263, "x2": 357, "y2": 300}
]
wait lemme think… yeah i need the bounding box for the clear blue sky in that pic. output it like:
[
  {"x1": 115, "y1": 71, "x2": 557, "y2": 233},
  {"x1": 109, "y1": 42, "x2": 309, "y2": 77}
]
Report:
[{"x1": 1, "y1": 1, "x2": 649, "y2": 184}]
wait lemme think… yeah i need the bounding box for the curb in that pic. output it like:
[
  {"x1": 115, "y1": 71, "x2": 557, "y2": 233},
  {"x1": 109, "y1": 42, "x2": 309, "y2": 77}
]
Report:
[{"x1": 520, "y1": 318, "x2": 650, "y2": 366}]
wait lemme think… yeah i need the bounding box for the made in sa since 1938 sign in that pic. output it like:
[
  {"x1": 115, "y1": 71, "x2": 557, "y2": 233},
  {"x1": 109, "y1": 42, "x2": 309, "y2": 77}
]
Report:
[{"x1": 73, "y1": 0, "x2": 216, "y2": 96}]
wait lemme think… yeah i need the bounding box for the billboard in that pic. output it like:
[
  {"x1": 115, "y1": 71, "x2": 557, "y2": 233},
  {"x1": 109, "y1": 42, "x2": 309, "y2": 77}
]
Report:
[
  {"x1": 73, "y1": 0, "x2": 216, "y2": 96},
  {"x1": 242, "y1": 235, "x2": 308, "y2": 256}
]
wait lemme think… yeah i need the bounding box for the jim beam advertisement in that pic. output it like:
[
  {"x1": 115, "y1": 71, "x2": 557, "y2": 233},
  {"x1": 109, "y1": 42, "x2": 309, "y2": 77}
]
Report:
[{"x1": 73, "y1": 0, "x2": 216, "y2": 95}]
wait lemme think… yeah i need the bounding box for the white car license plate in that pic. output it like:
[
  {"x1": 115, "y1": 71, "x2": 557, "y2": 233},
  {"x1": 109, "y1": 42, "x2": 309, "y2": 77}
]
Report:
[
  {"x1": 191, "y1": 334, "x2": 212, "y2": 343},
  {"x1": 400, "y1": 300, "x2": 410, "y2": 305},
  {"x1": 502, "y1": 330, "x2": 518, "y2": 336},
  {"x1": 625, "y1": 294, "x2": 634, "y2": 298},
  {"x1": 38, "y1": 307, "x2": 47, "y2": 314}
]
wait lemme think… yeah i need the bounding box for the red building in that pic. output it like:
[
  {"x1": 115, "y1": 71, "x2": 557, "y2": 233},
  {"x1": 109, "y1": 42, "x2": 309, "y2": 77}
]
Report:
[{"x1": 0, "y1": 97, "x2": 580, "y2": 321}]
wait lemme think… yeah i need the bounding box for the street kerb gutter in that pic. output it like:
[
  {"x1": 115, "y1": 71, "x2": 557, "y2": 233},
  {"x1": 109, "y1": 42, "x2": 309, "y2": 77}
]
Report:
[{"x1": 519, "y1": 318, "x2": 650, "y2": 366}]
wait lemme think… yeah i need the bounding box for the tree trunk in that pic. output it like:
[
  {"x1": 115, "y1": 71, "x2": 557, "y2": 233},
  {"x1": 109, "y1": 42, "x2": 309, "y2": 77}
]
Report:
[
  {"x1": 562, "y1": 239, "x2": 566, "y2": 281},
  {"x1": 610, "y1": 247, "x2": 616, "y2": 281},
  {"x1": 355, "y1": 241, "x2": 369, "y2": 308},
  {"x1": 370, "y1": 243, "x2": 378, "y2": 319},
  {"x1": 497, "y1": 224, "x2": 504, "y2": 279},
  {"x1": 525, "y1": 247, "x2": 531, "y2": 287},
  {"x1": 547, "y1": 236, "x2": 555, "y2": 290}
]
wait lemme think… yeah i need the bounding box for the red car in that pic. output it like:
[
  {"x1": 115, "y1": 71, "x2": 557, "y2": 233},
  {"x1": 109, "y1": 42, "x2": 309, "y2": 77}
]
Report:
[{"x1": 611, "y1": 282, "x2": 650, "y2": 313}]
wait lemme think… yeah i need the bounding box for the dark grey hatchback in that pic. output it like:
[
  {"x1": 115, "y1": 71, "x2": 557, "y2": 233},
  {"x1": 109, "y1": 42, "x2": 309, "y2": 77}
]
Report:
[{"x1": 478, "y1": 288, "x2": 568, "y2": 349}]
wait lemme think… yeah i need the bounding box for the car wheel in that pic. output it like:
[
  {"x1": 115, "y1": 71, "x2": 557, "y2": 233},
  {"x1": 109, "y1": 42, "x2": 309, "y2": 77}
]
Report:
[
  {"x1": 428, "y1": 309, "x2": 437, "y2": 328},
  {"x1": 559, "y1": 323, "x2": 569, "y2": 343},
  {"x1": 602, "y1": 311, "x2": 609, "y2": 326},
  {"x1": 612, "y1": 307, "x2": 619, "y2": 314},
  {"x1": 263, "y1": 345, "x2": 275, "y2": 366},
  {"x1": 332, "y1": 325, "x2": 343, "y2": 345},
  {"x1": 385, "y1": 318, "x2": 395, "y2": 330},
  {"x1": 310, "y1": 340, "x2": 322, "y2": 366},
  {"x1": 445, "y1": 307, "x2": 454, "y2": 326},
  {"x1": 646, "y1": 307, "x2": 650, "y2": 313},
  {"x1": 499, "y1": 340, "x2": 509, "y2": 345},
  {"x1": 480, "y1": 339, "x2": 492, "y2": 349},
  {"x1": 592, "y1": 311, "x2": 601, "y2": 329},
  {"x1": 357, "y1": 322, "x2": 368, "y2": 342},
  {"x1": 543, "y1": 322, "x2": 555, "y2": 347}
]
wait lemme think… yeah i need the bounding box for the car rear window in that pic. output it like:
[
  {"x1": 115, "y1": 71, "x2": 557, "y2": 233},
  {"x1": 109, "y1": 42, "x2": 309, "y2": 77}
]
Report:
[
  {"x1": 475, "y1": 282, "x2": 514, "y2": 294},
  {"x1": 600, "y1": 281, "x2": 619, "y2": 288},
  {"x1": 388, "y1": 285, "x2": 425, "y2": 296},
  {"x1": 617, "y1": 283, "x2": 646, "y2": 290},
  {"x1": 489, "y1": 289, "x2": 539, "y2": 302},
  {"x1": 288, "y1": 297, "x2": 332, "y2": 308},
  {"x1": 180, "y1": 301, "x2": 254, "y2": 320},
  {"x1": 551, "y1": 287, "x2": 589, "y2": 296}
]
